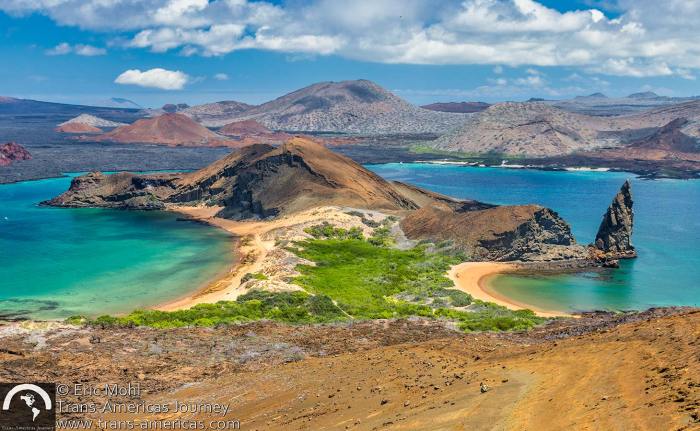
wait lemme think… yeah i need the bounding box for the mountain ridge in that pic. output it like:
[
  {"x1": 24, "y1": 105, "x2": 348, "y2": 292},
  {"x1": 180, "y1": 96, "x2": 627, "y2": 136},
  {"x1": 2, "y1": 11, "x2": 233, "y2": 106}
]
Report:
[{"x1": 180, "y1": 80, "x2": 469, "y2": 134}]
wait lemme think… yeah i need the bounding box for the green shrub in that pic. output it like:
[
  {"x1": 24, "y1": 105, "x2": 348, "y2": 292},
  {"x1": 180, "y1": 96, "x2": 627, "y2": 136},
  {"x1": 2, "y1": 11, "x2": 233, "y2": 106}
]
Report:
[
  {"x1": 241, "y1": 272, "x2": 268, "y2": 282},
  {"x1": 79, "y1": 226, "x2": 546, "y2": 333}
]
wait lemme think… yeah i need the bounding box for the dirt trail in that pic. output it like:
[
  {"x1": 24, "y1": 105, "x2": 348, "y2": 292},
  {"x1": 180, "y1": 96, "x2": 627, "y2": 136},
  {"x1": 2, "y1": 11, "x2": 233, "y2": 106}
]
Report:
[
  {"x1": 1, "y1": 310, "x2": 697, "y2": 430},
  {"x1": 87, "y1": 310, "x2": 697, "y2": 431}
]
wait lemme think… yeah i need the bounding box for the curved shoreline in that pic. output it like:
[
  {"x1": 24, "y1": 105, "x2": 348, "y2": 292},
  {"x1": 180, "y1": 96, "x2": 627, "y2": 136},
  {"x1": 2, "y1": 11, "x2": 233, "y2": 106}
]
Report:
[
  {"x1": 448, "y1": 262, "x2": 572, "y2": 318},
  {"x1": 156, "y1": 206, "x2": 262, "y2": 311},
  {"x1": 156, "y1": 206, "x2": 574, "y2": 318}
]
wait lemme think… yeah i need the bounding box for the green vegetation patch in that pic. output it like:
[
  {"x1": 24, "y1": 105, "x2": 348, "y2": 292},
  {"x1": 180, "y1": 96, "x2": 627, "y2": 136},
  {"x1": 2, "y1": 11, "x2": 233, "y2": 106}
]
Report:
[
  {"x1": 70, "y1": 224, "x2": 546, "y2": 332},
  {"x1": 289, "y1": 238, "x2": 545, "y2": 331},
  {"x1": 69, "y1": 290, "x2": 346, "y2": 329}
]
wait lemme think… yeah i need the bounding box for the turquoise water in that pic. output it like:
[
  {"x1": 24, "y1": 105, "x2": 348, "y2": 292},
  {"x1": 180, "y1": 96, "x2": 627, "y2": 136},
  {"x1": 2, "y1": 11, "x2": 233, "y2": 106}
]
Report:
[
  {"x1": 368, "y1": 163, "x2": 700, "y2": 312},
  {"x1": 0, "y1": 174, "x2": 233, "y2": 320}
]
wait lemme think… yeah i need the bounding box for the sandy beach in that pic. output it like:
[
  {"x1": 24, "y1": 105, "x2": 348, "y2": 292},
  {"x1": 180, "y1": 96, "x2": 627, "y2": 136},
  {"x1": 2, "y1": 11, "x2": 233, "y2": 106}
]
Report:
[
  {"x1": 158, "y1": 205, "x2": 571, "y2": 318},
  {"x1": 156, "y1": 205, "x2": 272, "y2": 311},
  {"x1": 448, "y1": 262, "x2": 571, "y2": 318},
  {"x1": 157, "y1": 205, "x2": 389, "y2": 311}
]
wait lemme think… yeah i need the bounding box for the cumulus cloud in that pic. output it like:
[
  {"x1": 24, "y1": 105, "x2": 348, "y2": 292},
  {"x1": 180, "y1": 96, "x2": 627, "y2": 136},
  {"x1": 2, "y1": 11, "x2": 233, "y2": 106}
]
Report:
[
  {"x1": 114, "y1": 68, "x2": 189, "y2": 90},
  {"x1": 46, "y1": 42, "x2": 106, "y2": 56},
  {"x1": 5, "y1": 0, "x2": 700, "y2": 78}
]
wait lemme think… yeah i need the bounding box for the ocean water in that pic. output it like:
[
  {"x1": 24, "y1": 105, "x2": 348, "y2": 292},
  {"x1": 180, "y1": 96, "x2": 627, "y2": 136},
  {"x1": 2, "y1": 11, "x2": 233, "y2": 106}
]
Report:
[
  {"x1": 368, "y1": 163, "x2": 700, "y2": 312},
  {"x1": 0, "y1": 174, "x2": 233, "y2": 319}
]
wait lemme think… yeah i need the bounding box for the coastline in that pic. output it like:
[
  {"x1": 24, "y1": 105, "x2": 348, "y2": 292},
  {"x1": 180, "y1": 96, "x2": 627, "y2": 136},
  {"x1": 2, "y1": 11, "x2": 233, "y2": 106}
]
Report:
[
  {"x1": 448, "y1": 262, "x2": 572, "y2": 318},
  {"x1": 155, "y1": 205, "x2": 381, "y2": 312},
  {"x1": 156, "y1": 206, "x2": 258, "y2": 311},
  {"x1": 158, "y1": 206, "x2": 575, "y2": 318}
]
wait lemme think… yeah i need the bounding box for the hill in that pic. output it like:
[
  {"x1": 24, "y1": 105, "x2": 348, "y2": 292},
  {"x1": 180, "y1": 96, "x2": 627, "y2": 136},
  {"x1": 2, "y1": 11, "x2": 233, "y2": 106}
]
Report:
[
  {"x1": 217, "y1": 119, "x2": 291, "y2": 144},
  {"x1": 550, "y1": 93, "x2": 700, "y2": 116},
  {"x1": 429, "y1": 99, "x2": 700, "y2": 158},
  {"x1": 55, "y1": 114, "x2": 125, "y2": 133},
  {"x1": 188, "y1": 80, "x2": 468, "y2": 134},
  {"x1": 421, "y1": 101, "x2": 490, "y2": 113},
  {"x1": 431, "y1": 102, "x2": 615, "y2": 157},
  {"x1": 45, "y1": 137, "x2": 626, "y2": 265},
  {"x1": 181, "y1": 100, "x2": 254, "y2": 124},
  {"x1": 91, "y1": 113, "x2": 234, "y2": 146},
  {"x1": 621, "y1": 100, "x2": 700, "y2": 136},
  {"x1": 591, "y1": 118, "x2": 700, "y2": 164},
  {"x1": 55, "y1": 122, "x2": 103, "y2": 133},
  {"x1": 46, "y1": 137, "x2": 419, "y2": 217}
]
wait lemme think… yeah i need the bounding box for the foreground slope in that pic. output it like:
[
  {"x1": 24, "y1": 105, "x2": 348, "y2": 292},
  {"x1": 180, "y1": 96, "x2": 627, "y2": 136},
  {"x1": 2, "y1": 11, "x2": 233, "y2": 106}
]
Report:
[{"x1": 1, "y1": 309, "x2": 697, "y2": 430}]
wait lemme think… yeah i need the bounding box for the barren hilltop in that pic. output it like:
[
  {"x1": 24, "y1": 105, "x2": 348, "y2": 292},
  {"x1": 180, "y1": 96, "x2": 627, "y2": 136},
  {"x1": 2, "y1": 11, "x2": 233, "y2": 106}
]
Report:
[
  {"x1": 430, "y1": 100, "x2": 700, "y2": 177},
  {"x1": 184, "y1": 79, "x2": 469, "y2": 134},
  {"x1": 90, "y1": 113, "x2": 237, "y2": 147},
  {"x1": 55, "y1": 114, "x2": 125, "y2": 133}
]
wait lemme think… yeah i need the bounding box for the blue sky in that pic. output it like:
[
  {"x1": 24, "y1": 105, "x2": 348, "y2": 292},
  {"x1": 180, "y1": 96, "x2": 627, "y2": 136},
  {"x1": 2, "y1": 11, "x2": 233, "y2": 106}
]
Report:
[{"x1": 0, "y1": 0, "x2": 698, "y2": 108}]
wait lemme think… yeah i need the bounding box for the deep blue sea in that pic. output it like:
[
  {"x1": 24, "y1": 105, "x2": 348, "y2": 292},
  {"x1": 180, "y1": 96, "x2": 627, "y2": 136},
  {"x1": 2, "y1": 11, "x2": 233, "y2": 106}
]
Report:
[
  {"x1": 0, "y1": 174, "x2": 232, "y2": 319},
  {"x1": 368, "y1": 163, "x2": 700, "y2": 312}
]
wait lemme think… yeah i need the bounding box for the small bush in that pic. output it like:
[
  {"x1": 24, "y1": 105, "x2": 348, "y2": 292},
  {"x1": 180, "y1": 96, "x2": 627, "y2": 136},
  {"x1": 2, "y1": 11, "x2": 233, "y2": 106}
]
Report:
[{"x1": 241, "y1": 272, "x2": 268, "y2": 282}]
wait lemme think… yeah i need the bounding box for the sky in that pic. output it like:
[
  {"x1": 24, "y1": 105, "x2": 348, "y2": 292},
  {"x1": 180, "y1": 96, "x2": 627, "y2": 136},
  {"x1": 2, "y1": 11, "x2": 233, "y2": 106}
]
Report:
[{"x1": 0, "y1": 0, "x2": 699, "y2": 108}]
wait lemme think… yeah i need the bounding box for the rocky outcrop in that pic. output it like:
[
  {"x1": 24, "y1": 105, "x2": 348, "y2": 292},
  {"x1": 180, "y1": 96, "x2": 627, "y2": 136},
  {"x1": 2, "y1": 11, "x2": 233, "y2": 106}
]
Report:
[
  {"x1": 401, "y1": 202, "x2": 589, "y2": 262},
  {"x1": 46, "y1": 137, "x2": 627, "y2": 265},
  {"x1": 44, "y1": 137, "x2": 420, "y2": 217},
  {"x1": 593, "y1": 181, "x2": 636, "y2": 260},
  {"x1": 0, "y1": 142, "x2": 31, "y2": 166},
  {"x1": 42, "y1": 172, "x2": 178, "y2": 210}
]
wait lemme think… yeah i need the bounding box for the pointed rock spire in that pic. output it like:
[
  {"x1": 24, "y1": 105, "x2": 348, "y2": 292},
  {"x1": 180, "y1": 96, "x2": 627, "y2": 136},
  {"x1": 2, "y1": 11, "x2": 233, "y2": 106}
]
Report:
[{"x1": 594, "y1": 180, "x2": 636, "y2": 259}]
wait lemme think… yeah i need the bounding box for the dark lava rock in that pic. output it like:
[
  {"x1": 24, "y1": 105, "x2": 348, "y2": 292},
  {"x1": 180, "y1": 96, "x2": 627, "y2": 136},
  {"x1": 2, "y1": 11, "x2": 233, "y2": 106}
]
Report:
[
  {"x1": 0, "y1": 142, "x2": 32, "y2": 167},
  {"x1": 594, "y1": 180, "x2": 636, "y2": 259}
]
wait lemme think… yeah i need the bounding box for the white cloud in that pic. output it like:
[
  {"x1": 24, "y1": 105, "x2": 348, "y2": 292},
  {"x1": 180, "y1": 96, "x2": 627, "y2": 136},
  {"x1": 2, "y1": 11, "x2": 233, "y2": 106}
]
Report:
[
  {"x1": 45, "y1": 42, "x2": 106, "y2": 56},
  {"x1": 214, "y1": 73, "x2": 229, "y2": 80},
  {"x1": 590, "y1": 58, "x2": 673, "y2": 77},
  {"x1": 73, "y1": 44, "x2": 106, "y2": 56},
  {"x1": 493, "y1": 65, "x2": 503, "y2": 74},
  {"x1": 5, "y1": 0, "x2": 700, "y2": 78},
  {"x1": 515, "y1": 75, "x2": 545, "y2": 87},
  {"x1": 45, "y1": 42, "x2": 72, "y2": 56},
  {"x1": 114, "y1": 68, "x2": 189, "y2": 90}
]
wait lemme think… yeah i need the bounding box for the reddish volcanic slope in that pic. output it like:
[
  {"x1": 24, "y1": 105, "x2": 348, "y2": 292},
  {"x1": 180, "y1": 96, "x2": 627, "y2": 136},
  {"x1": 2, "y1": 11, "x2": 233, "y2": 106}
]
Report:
[
  {"x1": 55, "y1": 122, "x2": 103, "y2": 133},
  {"x1": 0, "y1": 142, "x2": 31, "y2": 166},
  {"x1": 218, "y1": 119, "x2": 291, "y2": 144},
  {"x1": 219, "y1": 119, "x2": 273, "y2": 136},
  {"x1": 93, "y1": 113, "x2": 237, "y2": 147}
]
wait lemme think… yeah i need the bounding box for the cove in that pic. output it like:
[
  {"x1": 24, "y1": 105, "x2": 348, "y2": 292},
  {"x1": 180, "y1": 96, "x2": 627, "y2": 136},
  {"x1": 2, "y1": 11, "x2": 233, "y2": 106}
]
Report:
[
  {"x1": 368, "y1": 163, "x2": 700, "y2": 312},
  {"x1": 0, "y1": 174, "x2": 232, "y2": 320}
]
